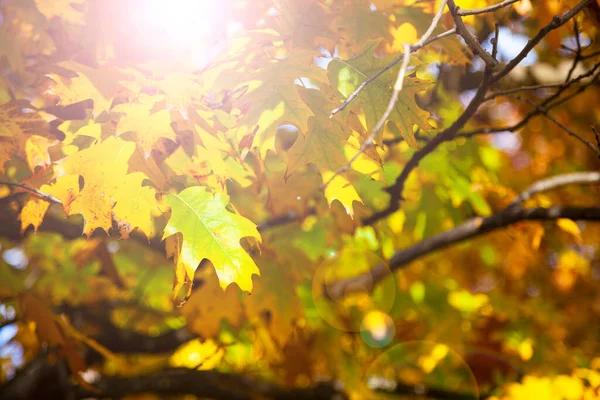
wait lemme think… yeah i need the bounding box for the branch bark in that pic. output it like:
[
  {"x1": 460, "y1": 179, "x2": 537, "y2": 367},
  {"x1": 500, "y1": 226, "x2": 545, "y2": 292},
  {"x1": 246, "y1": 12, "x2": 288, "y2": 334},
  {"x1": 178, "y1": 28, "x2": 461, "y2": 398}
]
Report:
[
  {"x1": 75, "y1": 368, "x2": 344, "y2": 400},
  {"x1": 449, "y1": 0, "x2": 498, "y2": 68}
]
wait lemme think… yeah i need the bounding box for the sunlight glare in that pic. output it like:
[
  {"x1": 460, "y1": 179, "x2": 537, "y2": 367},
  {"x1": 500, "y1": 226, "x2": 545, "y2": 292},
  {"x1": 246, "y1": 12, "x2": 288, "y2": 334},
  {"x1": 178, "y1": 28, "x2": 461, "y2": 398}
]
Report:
[{"x1": 132, "y1": 0, "x2": 227, "y2": 50}]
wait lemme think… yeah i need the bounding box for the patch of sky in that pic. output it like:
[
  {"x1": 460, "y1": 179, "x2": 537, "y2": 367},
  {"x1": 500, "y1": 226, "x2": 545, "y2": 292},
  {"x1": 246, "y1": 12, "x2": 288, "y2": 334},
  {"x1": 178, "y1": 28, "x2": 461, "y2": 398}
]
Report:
[
  {"x1": 2, "y1": 247, "x2": 29, "y2": 270},
  {"x1": 470, "y1": 27, "x2": 538, "y2": 72}
]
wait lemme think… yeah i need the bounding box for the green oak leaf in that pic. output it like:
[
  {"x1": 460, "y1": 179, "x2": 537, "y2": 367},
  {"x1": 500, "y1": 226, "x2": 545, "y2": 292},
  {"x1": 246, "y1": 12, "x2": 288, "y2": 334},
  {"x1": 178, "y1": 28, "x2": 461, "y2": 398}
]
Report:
[
  {"x1": 163, "y1": 186, "x2": 261, "y2": 292},
  {"x1": 234, "y1": 49, "x2": 326, "y2": 155},
  {"x1": 328, "y1": 40, "x2": 432, "y2": 148}
]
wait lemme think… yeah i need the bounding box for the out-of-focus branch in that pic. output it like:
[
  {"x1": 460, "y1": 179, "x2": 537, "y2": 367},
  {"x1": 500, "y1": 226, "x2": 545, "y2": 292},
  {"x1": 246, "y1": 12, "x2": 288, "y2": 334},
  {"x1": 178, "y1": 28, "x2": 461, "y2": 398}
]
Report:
[
  {"x1": 75, "y1": 368, "x2": 345, "y2": 400},
  {"x1": 327, "y1": 171, "x2": 600, "y2": 299},
  {"x1": 493, "y1": 0, "x2": 595, "y2": 82},
  {"x1": 508, "y1": 171, "x2": 600, "y2": 206},
  {"x1": 518, "y1": 97, "x2": 600, "y2": 156},
  {"x1": 460, "y1": 60, "x2": 600, "y2": 138},
  {"x1": 0, "y1": 206, "x2": 166, "y2": 253},
  {"x1": 593, "y1": 125, "x2": 600, "y2": 155}
]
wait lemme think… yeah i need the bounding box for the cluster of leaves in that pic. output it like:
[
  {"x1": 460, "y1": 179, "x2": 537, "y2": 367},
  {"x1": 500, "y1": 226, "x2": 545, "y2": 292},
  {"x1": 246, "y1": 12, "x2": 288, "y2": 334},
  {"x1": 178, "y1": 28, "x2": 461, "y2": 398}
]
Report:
[{"x1": 1, "y1": 0, "x2": 600, "y2": 399}]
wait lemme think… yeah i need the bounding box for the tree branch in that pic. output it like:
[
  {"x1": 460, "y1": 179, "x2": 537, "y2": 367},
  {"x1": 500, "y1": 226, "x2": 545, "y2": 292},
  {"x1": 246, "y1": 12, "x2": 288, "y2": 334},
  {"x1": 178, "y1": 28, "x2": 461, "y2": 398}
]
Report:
[
  {"x1": 0, "y1": 206, "x2": 165, "y2": 253},
  {"x1": 459, "y1": 60, "x2": 600, "y2": 138},
  {"x1": 449, "y1": 0, "x2": 499, "y2": 68},
  {"x1": 508, "y1": 171, "x2": 600, "y2": 206},
  {"x1": 362, "y1": 67, "x2": 495, "y2": 225},
  {"x1": 322, "y1": 0, "x2": 449, "y2": 189},
  {"x1": 457, "y1": 0, "x2": 520, "y2": 16},
  {"x1": 327, "y1": 171, "x2": 600, "y2": 299},
  {"x1": 518, "y1": 96, "x2": 600, "y2": 156},
  {"x1": 492, "y1": 0, "x2": 595, "y2": 82},
  {"x1": 0, "y1": 181, "x2": 62, "y2": 204},
  {"x1": 75, "y1": 368, "x2": 345, "y2": 400},
  {"x1": 593, "y1": 125, "x2": 600, "y2": 156}
]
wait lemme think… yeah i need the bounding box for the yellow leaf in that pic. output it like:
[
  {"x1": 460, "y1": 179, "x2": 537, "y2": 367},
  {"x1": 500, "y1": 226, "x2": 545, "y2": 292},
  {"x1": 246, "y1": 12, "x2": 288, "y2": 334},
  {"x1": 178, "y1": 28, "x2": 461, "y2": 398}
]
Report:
[
  {"x1": 169, "y1": 339, "x2": 224, "y2": 370},
  {"x1": 55, "y1": 137, "x2": 158, "y2": 237},
  {"x1": 163, "y1": 186, "x2": 261, "y2": 292},
  {"x1": 18, "y1": 293, "x2": 66, "y2": 348},
  {"x1": 34, "y1": 0, "x2": 86, "y2": 24},
  {"x1": 25, "y1": 135, "x2": 57, "y2": 171},
  {"x1": 387, "y1": 23, "x2": 418, "y2": 53},
  {"x1": 112, "y1": 172, "x2": 158, "y2": 239},
  {"x1": 20, "y1": 175, "x2": 80, "y2": 232},
  {"x1": 322, "y1": 171, "x2": 363, "y2": 217},
  {"x1": 234, "y1": 49, "x2": 324, "y2": 155},
  {"x1": 20, "y1": 197, "x2": 51, "y2": 233},
  {"x1": 552, "y1": 375, "x2": 584, "y2": 400},
  {"x1": 114, "y1": 94, "x2": 176, "y2": 158},
  {"x1": 506, "y1": 376, "x2": 554, "y2": 400},
  {"x1": 556, "y1": 218, "x2": 582, "y2": 242},
  {"x1": 181, "y1": 267, "x2": 244, "y2": 339},
  {"x1": 243, "y1": 258, "x2": 304, "y2": 346},
  {"x1": 0, "y1": 100, "x2": 56, "y2": 172},
  {"x1": 47, "y1": 62, "x2": 129, "y2": 115}
]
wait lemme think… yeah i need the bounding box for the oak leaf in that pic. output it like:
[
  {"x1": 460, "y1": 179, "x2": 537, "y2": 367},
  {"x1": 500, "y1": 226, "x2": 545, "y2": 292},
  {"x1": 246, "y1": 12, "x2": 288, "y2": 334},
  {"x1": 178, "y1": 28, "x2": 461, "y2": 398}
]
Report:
[
  {"x1": 113, "y1": 95, "x2": 176, "y2": 158},
  {"x1": 55, "y1": 137, "x2": 158, "y2": 237},
  {"x1": 328, "y1": 40, "x2": 432, "y2": 147},
  {"x1": 163, "y1": 186, "x2": 261, "y2": 292}
]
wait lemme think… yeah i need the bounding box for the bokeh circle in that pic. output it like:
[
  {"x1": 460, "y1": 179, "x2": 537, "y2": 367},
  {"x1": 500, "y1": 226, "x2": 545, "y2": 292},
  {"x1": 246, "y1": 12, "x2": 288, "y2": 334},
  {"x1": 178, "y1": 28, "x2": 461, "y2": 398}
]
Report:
[{"x1": 361, "y1": 340, "x2": 479, "y2": 399}]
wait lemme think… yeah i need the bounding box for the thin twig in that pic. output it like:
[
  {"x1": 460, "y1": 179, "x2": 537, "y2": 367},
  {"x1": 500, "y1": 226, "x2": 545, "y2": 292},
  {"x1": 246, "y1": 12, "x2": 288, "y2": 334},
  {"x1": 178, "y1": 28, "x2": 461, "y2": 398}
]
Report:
[
  {"x1": 493, "y1": 0, "x2": 595, "y2": 82},
  {"x1": 491, "y1": 24, "x2": 500, "y2": 59},
  {"x1": 592, "y1": 125, "x2": 600, "y2": 157},
  {"x1": 518, "y1": 96, "x2": 600, "y2": 156},
  {"x1": 565, "y1": 19, "x2": 582, "y2": 82},
  {"x1": 329, "y1": 27, "x2": 456, "y2": 118},
  {"x1": 486, "y1": 54, "x2": 600, "y2": 102},
  {"x1": 0, "y1": 181, "x2": 62, "y2": 204},
  {"x1": 461, "y1": 60, "x2": 600, "y2": 138},
  {"x1": 581, "y1": 49, "x2": 600, "y2": 60},
  {"x1": 322, "y1": 0, "x2": 449, "y2": 189},
  {"x1": 485, "y1": 83, "x2": 566, "y2": 101},
  {"x1": 449, "y1": 0, "x2": 499, "y2": 68},
  {"x1": 457, "y1": 0, "x2": 520, "y2": 16}
]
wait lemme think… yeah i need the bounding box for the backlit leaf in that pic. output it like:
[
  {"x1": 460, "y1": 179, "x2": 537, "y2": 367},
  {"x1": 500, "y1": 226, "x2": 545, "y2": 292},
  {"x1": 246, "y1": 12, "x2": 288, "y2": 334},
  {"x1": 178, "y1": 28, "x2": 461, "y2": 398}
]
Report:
[{"x1": 163, "y1": 186, "x2": 261, "y2": 292}]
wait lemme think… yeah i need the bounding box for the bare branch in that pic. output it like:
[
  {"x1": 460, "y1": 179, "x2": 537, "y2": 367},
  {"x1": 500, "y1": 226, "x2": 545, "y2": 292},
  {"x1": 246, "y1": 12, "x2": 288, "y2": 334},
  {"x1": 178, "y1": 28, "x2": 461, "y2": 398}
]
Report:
[
  {"x1": 508, "y1": 171, "x2": 600, "y2": 207},
  {"x1": 493, "y1": 0, "x2": 595, "y2": 82},
  {"x1": 449, "y1": 0, "x2": 499, "y2": 68},
  {"x1": 74, "y1": 368, "x2": 345, "y2": 400},
  {"x1": 593, "y1": 125, "x2": 600, "y2": 156},
  {"x1": 457, "y1": 0, "x2": 520, "y2": 16},
  {"x1": 491, "y1": 24, "x2": 500, "y2": 59},
  {"x1": 485, "y1": 83, "x2": 566, "y2": 101},
  {"x1": 565, "y1": 19, "x2": 583, "y2": 82},
  {"x1": 461, "y1": 60, "x2": 600, "y2": 138},
  {"x1": 322, "y1": 0, "x2": 449, "y2": 189},
  {"x1": 327, "y1": 172, "x2": 600, "y2": 299},
  {"x1": 0, "y1": 181, "x2": 62, "y2": 204}
]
